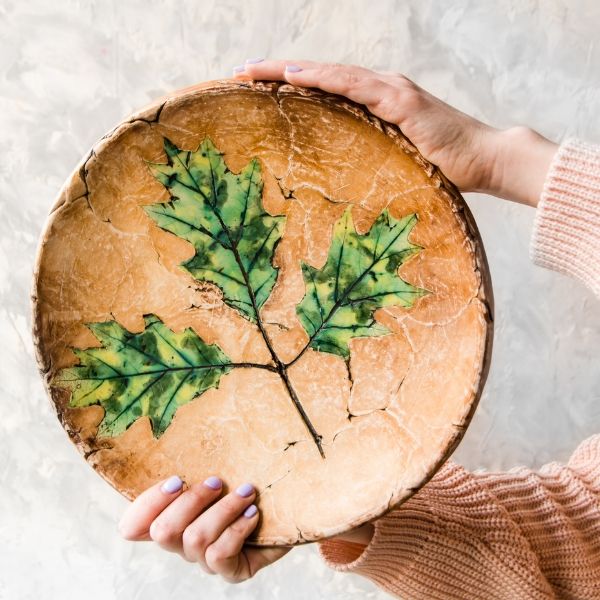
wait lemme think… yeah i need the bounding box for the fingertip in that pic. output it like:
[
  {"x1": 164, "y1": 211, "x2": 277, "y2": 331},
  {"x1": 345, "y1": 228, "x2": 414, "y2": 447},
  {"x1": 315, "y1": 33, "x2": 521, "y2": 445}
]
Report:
[
  {"x1": 243, "y1": 504, "x2": 258, "y2": 519},
  {"x1": 284, "y1": 64, "x2": 303, "y2": 74},
  {"x1": 160, "y1": 474, "x2": 183, "y2": 494},
  {"x1": 203, "y1": 475, "x2": 223, "y2": 491},
  {"x1": 235, "y1": 482, "x2": 255, "y2": 498}
]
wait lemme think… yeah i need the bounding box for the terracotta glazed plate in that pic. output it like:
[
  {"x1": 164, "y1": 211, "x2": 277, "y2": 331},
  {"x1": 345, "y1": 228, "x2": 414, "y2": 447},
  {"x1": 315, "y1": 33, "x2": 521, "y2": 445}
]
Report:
[{"x1": 31, "y1": 80, "x2": 493, "y2": 545}]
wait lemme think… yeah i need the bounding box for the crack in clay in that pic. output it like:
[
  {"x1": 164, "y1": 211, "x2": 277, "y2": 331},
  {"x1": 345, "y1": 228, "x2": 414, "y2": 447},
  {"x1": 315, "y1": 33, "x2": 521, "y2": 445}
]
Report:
[
  {"x1": 295, "y1": 526, "x2": 306, "y2": 543},
  {"x1": 283, "y1": 440, "x2": 300, "y2": 451},
  {"x1": 70, "y1": 113, "x2": 168, "y2": 271},
  {"x1": 76, "y1": 149, "x2": 99, "y2": 218},
  {"x1": 398, "y1": 294, "x2": 479, "y2": 331},
  {"x1": 83, "y1": 444, "x2": 112, "y2": 459},
  {"x1": 273, "y1": 175, "x2": 296, "y2": 200},
  {"x1": 395, "y1": 373, "x2": 407, "y2": 394},
  {"x1": 332, "y1": 426, "x2": 353, "y2": 442},
  {"x1": 52, "y1": 98, "x2": 167, "y2": 218},
  {"x1": 127, "y1": 100, "x2": 166, "y2": 126},
  {"x1": 344, "y1": 358, "x2": 354, "y2": 393},
  {"x1": 264, "y1": 320, "x2": 290, "y2": 331},
  {"x1": 145, "y1": 229, "x2": 165, "y2": 269},
  {"x1": 272, "y1": 85, "x2": 297, "y2": 184},
  {"x1": 386, "y1": 491, "x2": 396, "y2": 512},
  {"x1": 346, "y1": 361, "x2": 408, "y2": 419},
  {"x1": 331, "y1": 402, "x2": 393, "y2": 445},
  {"x1": 321, "y1": 192, "x2": 350, "y2": 206},
  {"x1": 184, "y1": 301, "x2": 220, "y2": 312},
  {"x1": 258, "y1": 468, "x2": 293, "y2": 495}
]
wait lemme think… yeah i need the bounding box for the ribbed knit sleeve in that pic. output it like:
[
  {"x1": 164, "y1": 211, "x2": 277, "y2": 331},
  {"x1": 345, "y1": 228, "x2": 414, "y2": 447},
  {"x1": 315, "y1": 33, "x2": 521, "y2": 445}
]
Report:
[
  {"x1": 317, "y1": 137, "x2": 600, "y2": 599},
  {"x1": 531, "y1": 138, "x2": 600, "y2": 296}
]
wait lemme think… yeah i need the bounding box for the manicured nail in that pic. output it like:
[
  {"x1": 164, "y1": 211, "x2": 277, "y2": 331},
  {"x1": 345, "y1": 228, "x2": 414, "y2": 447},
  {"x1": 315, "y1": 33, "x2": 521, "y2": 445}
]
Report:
[
  {"x1": 161, "y1": 475, "x2": 183, "y2": 494},
  {"x1": 244, "y1": 504, "x2": 258, "y2": 518},
  {"x1": 203, "y1": 475, "x2": 222, "y2": 490},
  {"x1": 232, "y1": 65, "x2": 246, "y2": 73},
  {"x1": 245, "y1": 57, "x2": 264, "y2": 64},
  {"x1": 235, "y1": 482, "x2": 254, "y2": 497},
  {"x1": 285, "y1": 64, "x2": 302, "y2": 73}
]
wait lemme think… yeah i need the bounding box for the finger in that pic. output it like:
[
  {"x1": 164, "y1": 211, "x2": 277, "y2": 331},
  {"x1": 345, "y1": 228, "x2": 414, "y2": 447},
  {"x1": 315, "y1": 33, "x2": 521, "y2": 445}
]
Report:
[
  {"x1": 182, "y1": 482, "x2": 256, "y2": 564},
  {"x1": 235, "y1": 58, "x2": 376, "y2": 82},
  {"x1": 286, "y1": 67, "x2": 407, "y2": 123},
  {"x1": 204, "y1": 503, "x2": 260, "y2": 581},
  {"x1": 118, "y1": 474, "x2": 185, "y2": 542},
  {"x1": 233, "y1": 59, "x2": 415, "y2": 94},
  {"x1": 148, "y1": 476, "x2": 224, "y2": 556},
  {"x1": 234, "y1": 60, "x2": 420, "y2": 98},
  {"x1": 240, "y1": 61, "x2": 413, "y2": 126},
  {"x1": 232, "y1": 58, "x2": 327, "y2": 79},
  {"x1": 235, "y1": 58, "x2": 407, "y2": 89}
]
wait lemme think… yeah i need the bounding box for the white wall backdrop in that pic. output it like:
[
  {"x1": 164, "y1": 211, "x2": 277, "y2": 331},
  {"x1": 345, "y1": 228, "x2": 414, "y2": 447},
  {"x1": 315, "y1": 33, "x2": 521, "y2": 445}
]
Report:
[{"x1": 1, "y1": 1, "x2": 599, "y2": 598}]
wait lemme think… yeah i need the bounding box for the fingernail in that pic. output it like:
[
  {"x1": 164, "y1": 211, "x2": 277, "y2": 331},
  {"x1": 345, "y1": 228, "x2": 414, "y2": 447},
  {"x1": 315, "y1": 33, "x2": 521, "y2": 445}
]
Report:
[
  {"x1": 235, "y1": 482, "x2": 254, "y2": 497},
  {"x1": 245, "y1": 57, "x2": 264, "y2": 64},
  {"x1": 161, "y1": 475, "x2": 183, "y2": 494},
  {"x1": 285, "y1": 64, "x2": 302, "y2": 73},
  {"x1": 203, "y1": 475, "x2": 222, "y2": 490},
  {"x1": 244, "y1": 504, "x2": 258, "y2": 518},
  {"x1": 232, "y1": 65, "x2": 246, "y2": 73}
]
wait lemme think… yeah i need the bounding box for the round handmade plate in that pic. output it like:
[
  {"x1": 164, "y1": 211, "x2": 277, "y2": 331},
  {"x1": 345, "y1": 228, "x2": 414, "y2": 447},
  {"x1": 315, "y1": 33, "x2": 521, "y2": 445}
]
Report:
[{"x1": 31, "y1": 80, "x2": 493, "y2": 545}]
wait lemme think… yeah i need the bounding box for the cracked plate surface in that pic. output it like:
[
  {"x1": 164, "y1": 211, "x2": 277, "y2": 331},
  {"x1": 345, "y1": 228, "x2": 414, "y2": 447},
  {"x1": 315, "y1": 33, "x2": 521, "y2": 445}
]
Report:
[{"x1": 31, "y1": 79, "x2": 493, "y2": 545}]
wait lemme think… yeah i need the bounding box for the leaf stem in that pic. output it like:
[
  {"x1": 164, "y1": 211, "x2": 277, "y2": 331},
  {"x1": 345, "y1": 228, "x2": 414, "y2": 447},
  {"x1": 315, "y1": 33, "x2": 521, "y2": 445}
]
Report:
[
  {"x1": 203, "y1": 155, "x2": 326, "y2": 459},
  {"x1": 277, "y1": 364, "x2": 325, "y2": 459}
]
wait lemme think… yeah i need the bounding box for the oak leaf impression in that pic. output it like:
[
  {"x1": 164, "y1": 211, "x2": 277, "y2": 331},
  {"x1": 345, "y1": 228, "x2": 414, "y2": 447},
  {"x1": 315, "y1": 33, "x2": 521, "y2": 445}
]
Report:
[
  {"x1": 51, "y1": 137, "x2": 427, "y2": 457},
  {"x1": 143, "y1": 137, "x2": 285, "y2": 323},
  {"x1": 294, "y1": 207, "x2": 426, "y2": 363},
  {"x1": 52, "y1": 315, "x2": 232, "y2": 438}
]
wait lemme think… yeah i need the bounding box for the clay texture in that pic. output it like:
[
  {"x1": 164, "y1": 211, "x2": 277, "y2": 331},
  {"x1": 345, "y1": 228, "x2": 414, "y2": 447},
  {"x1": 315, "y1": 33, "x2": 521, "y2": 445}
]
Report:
[{"x1": 32, "y1": 80, "x2": 492, "y2": 545}]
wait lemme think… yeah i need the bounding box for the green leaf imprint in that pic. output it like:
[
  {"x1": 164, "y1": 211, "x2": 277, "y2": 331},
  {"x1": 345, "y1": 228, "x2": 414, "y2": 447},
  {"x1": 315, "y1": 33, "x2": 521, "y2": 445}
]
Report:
[
  {"x1": 295, "y1": 207, "x2": 428, "y2": 360},
  {"x1": 50, "y1": 137, "x2": 429, "y2": 454},
  {"x1": 143, "y1": 137, "x2": 285, "y2": 323},
  {"x1": 51, "y1": 315, "x2": 232, "y2": 438}
]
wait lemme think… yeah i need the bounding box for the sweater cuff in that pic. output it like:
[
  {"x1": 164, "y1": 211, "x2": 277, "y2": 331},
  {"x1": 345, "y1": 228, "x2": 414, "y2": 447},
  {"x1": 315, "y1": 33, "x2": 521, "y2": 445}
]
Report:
[
  {"x1": 530, "y1": 137, "x2": 600, "y2": 296},
  {"x1": 317, "y1": 459, "x2": 554, "y2": 599},
  {"x1": 316, "y1": 473, "x2": 438, "y2": 594}
]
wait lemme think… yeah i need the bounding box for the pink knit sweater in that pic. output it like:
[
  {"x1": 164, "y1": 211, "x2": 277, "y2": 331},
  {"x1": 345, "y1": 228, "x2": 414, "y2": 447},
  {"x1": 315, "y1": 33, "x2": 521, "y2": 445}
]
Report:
[{"x1": 317, "y1": 138, "x2": 600, "y2": 599}]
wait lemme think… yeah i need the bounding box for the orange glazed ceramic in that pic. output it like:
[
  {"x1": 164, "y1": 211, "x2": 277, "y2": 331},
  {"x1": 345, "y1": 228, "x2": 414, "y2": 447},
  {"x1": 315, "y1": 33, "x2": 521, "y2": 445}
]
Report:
[{"x1": 31, "y1": 80, "x2": 493, "y2": 545}]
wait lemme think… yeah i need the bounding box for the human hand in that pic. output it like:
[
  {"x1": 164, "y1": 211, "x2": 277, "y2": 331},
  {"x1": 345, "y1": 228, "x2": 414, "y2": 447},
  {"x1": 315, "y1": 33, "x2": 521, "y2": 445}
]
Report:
[
  {"x1": 233, "y1": 59, "x2": 558, "y2": 208},
  {"x1": 118, "y1": 475, "x2": 290, "y2": 583}
]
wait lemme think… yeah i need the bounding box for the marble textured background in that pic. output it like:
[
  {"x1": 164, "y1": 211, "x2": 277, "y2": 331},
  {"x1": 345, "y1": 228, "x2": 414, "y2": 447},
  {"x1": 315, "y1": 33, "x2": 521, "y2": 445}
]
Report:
[{"x1": 1, "y1": 1, "x2": 599, "y2": 598}]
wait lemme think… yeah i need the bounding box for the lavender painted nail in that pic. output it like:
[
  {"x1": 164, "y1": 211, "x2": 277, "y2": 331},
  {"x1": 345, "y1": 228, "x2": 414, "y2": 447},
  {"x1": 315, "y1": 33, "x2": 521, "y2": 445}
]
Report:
[
  {"x1": 161, "y1": 475, "x2": 183, "y2": 494},
  {"x1": 244, "y1": 504, "x2": 258, "y2": 518},
  {"x1": 285, "y1": 64, "x2": 302, "y2": 73},
  {"x1": 245, "y1": 57, "x2": 264, "y2": 64},
  {"x1": 203, "y1": 475, "x2": 222, "y2": 490},
  {"x1": 235, "y1": 482, "x2": 254, "y2": 497},
  {"x1": 232, "y1": 65, "x2": 246, "y2": 73}
]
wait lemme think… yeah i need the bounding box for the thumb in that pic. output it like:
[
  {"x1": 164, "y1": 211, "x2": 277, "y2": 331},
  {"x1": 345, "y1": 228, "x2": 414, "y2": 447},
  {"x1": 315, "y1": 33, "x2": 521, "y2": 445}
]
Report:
[{"x1": 245, "y1": 546, "x2": 292, "y2": 577}]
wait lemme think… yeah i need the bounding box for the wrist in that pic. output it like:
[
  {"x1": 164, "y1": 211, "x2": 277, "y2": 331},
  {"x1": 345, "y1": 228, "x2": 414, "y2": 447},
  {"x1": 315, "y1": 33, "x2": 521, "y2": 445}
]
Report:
[{"x1": 485, "y1": 126, "x2": 559, "y2": 207}]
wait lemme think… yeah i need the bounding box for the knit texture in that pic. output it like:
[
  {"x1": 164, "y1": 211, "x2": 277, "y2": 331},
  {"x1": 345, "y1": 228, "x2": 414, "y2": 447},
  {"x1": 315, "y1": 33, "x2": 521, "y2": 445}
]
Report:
[
  {"x1": 317, "y1": 138, "x2": 600, "y2": 599},
  {"x1": 531, "y1": 138, "x2": 600, "y2": 296}
]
